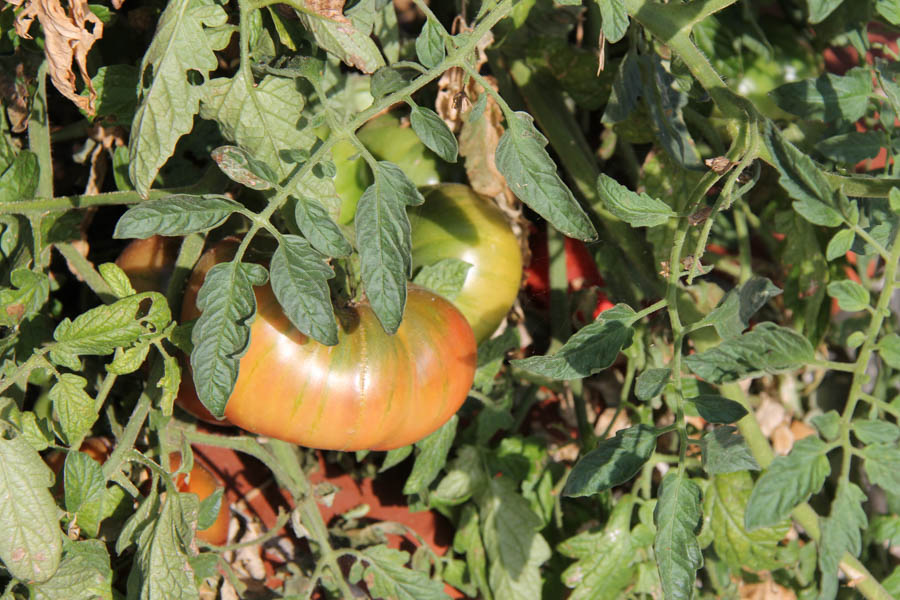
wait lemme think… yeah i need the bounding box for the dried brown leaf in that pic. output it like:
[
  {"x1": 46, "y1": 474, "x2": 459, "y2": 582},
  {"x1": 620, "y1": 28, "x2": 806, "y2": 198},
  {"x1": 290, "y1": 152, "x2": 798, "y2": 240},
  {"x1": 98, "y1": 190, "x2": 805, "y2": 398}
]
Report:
[{"x1": 13, "y1": 0, "x2": 103, "y2": 116}]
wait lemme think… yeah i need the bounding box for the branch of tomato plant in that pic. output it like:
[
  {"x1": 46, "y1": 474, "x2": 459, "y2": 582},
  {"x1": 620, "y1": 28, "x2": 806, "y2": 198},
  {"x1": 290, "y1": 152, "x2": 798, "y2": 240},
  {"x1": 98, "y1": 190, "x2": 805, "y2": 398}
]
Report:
[
  {"x1": 200, "y1": 509, "x2": 292, "y2": 552},
  {"x1": 54, "y1": 241, "x2": 118, "y2": 303}
]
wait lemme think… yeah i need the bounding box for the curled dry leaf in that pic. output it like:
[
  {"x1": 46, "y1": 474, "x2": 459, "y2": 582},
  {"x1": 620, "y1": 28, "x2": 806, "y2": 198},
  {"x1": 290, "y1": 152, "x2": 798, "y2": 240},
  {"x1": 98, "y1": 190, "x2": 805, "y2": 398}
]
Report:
[{"x1": 11, "y1": 0, "x2": 103, "y2": 116}]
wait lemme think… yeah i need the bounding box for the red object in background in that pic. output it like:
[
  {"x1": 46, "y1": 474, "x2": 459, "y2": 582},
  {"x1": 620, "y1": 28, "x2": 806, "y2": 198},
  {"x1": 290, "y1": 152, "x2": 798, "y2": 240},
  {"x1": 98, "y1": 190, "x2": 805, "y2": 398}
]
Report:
[{"x1": 524, "y1": 224, "x2": 615, "y2": 319}]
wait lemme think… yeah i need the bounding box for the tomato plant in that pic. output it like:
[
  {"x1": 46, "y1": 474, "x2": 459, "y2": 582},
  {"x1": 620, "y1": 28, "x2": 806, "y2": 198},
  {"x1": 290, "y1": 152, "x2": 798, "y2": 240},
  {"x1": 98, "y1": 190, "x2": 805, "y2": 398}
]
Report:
[{"x1": 5, "y1": 0, "x2": 900, "y2": 599}]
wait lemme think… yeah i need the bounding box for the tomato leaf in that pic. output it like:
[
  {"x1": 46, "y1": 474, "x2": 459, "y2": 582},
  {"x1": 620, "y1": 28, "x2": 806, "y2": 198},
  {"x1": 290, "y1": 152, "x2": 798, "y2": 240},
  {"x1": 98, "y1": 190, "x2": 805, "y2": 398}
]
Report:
[
  {"x1": 380, "y1": 445, "x2": 414, "y2": 473},
  {"x1": 745, "y1": 436, "x2": 830, "y2": 529},
  {"x1": 563, "y1": 425, "x2": 659, "y2": 497},
  {"x1": 771, "y1": 69, "x2": 872, "y2": 121},
  {"x1": 698, "y1": 426, "x2": 759, "y2": 475},
  {"x1": 644, "y1": 56, "x2": 702, "y2": 169},
  {"x1": 64, "y1": 450, "x2": 107, "y2": 538},
  {"x1": 210, "y1": 145, "x2": 277, "y2": 190},
  {"x1": 688, "y1": 395, "x2": 748, "y2": 424},
  {"x1": 825, "y1": 229, "x2": 855, "y2": 261},
  {"x1": 684, "y1": 322, "x2": 814, "y2": 383},
  {"x1": 291, "y1": 196, "x2": 352, "y2": 258},
  {"x1": 594, "y1": 0, "x2": 629, "y2": 43},
  {"x1": 480, "y1": 477, "x2": 552, "y2": 599},
  {"x1": 413, "y1": 258, "x2": 471, "y2": 301},
  {"x1": 98, "y1": 263, "x2": 136, "y2": 299},
  {"x1": 653, "y1": 471, "x2": 703, "y2": 600},
  {"x1": 30, "y1": 540, "x2": 114, "y2": 600},
  {"x1": 48, "y1": 374, "x2": 97, "y2": 448},
  {"x1": 704, "y1": 471, "x2": 789, "y2": 573},
  {"x1": 196, "y1": 487, "x2": 224, "y2": 531},
  {"x1": 356, "y1": 162, "x2": 424, "y2": 333},
  {"x1": 270, "y1": 234, "x2": 338, "y2": 346},
  {"x1": 191, "y1": 261, "x2": 268, "y2": 417},
  {"x1": 819, "y1": 482, "x2": 867, "y2": 599},
  {"x1": 878, "y1": 333, "x2": 900, "y2": 369},
  {"x1": 694, "y1": 276, "x2": 782, "y2": 340},
  {"x1": 404, "y1": 416, "x2": 458, "y2": 495},
  {"x1": 596, "y1": 174, "x2": 676, "y2": 228},
  {"x1": 370, "y1": 67, "x2": 410, "y2": 100},
  {"x1": 113, "y1": 195, "x2": 242, "y2": 239},
  {"x1": 354, "y1": 545, "x2": 449, "y2": 600},
  {"x1": 127, "y1": 493, "x2": 199, "y2": 600},
  {"x1": 861, "y1": 443, "x2": 900, "y2": 496},
  {"x1": 294, "y1": 7, "x2": 385, "y2": 74},
  {"x1": 635, "y1": 368, "x2": 671, "y2": 401},
  {"x1": 0, "y1": 150, "x2": 39, "y2": 203},
  {"x1": 415, "y1": 18, "x2": 445, "y2": 69},
  {"x1": 816, "y1": 131, "x2": 883, "y2": 164},
  {"x1": 511, "y1": 319, "x2": 633, "y2": 380},
  {"x1": 0, "y1": 268, "x2": 49, "y2": 327},
  {"x1": 474, "y1": 328, "x2": 520, "y2": 393},
  {"x1": 826, "y1": 280, "x2": 870, "y2": 312},
  {"x1": 495, "y1": 111, "x2": 597, "y2": 241},
  {"x1": 128, "y1": 0, "x2": 232, "y2": 196},
  {"x1": 410, "y1": 106, "x2": 458, "y2": 163},
  {"x1": 0, "y1": 434, "x2": 61, "y2": 583}
]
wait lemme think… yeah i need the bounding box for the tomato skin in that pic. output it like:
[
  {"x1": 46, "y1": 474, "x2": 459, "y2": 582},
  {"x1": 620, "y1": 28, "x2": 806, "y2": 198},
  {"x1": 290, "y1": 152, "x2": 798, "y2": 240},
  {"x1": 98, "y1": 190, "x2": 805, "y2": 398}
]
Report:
[
  {"x1": 409, "y1": 184, "x2": 522, "y2": 342},
  {"x1": 169, "y1": 453, "x2": 230, "y2": 546},
  {"x1": 356, "y1": 112, "x2": 446, "y2": 188},
  {"x1": 181, "y1": 241, "x2": 477, "y2": 451},
  {"x1": 114, "y1": 235, "x2": 181, "y2": 293}
]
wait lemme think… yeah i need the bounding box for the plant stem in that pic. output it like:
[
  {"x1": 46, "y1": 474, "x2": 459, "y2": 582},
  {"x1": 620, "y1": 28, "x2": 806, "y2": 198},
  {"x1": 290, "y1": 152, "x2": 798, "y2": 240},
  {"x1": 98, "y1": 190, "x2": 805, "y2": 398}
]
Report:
[
  {"x1": 102, "y1": 390, "x2": 151, "y2": 480},
  {"x1": 55, "y1": 242, "x2": 118, "y2": 304}
]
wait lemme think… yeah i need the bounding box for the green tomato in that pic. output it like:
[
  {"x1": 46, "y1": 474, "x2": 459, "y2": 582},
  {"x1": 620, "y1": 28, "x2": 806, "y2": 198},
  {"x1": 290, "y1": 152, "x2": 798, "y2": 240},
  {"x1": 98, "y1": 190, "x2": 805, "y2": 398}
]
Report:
[
  {"x1": 410, "y1": 184, "x2": 523, "y2": 342},
  {"x1": 332, "y1": 139, "x2": 372, "y2": 225},
  {"x1": 356, "y1": 112, "x2": 447, "y2": 188}
]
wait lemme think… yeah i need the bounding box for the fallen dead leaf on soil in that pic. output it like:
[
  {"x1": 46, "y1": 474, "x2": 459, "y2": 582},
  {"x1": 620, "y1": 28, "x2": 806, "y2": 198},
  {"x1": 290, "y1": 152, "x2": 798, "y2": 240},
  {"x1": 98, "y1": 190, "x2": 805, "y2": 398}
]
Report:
[{"x1": 10, "y1": 0, "x2": 103, "y2": 116}]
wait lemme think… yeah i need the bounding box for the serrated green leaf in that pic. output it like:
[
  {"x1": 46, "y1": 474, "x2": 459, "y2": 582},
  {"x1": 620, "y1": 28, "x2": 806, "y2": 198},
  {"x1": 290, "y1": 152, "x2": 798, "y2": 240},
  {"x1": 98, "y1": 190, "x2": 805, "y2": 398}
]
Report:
[
  {"x1": 563, "y1": 425, "x2": 659, "y2": 497},
  {"x1": 49, "y1": 374, "x2": 98, "y2": 447},
  {"x1": 705, "y1": 471, "x2": 790, "y2": 572},
  {"x1": 862, "y1": 443, "x2": 900, "y2": 495},
  {"x1": 771, "y1": 69, "x2": 871, "y2": 121},
  {"x1": 877, "y1": 0, "x2": 900, "y2": 23},
  {"x1": 30, "y1": 540, "x2": 113, "y2": 600},
  {"x1": 818, "y1": 482, "x2": 867, "y2": 600},
  {"x1": 879, "y1": 333, "x2": 900, "y2": 369},
  {"x1": 480, "y1": 477, "x2": 551, "y2": 600},
  {"x1": 595, "y1": 0, "x2": 629, "y2": 42},
  {"x1": 403, "y1": 416, "x2": 457, "y2": 495},
  {"x1": 355, "y1": 162, "x2": 423, "y2": 333},
  {"x1": 88, "y1": 65, "x2": 139, "y2": 126},
  {"x1": 812, "y1": 411, "x2": 841, "y2": 441},
  {"x1": 98, "y1": 262, "x2": 137, "y2": 299},
  {"x1": 473, "y1": 327, "x2": 518, "y2": 392},
  {"x1": 0, "y1": 151, "x2": 39, "y2": 203},
  {"x1": 114, "y1": 195, "x2": 241, "y2": 239},
  {"x1": 295, "y1": 7, "x2": 385, "y2": 73},
  {"x1": 158, "y1": 353, "x2": 181, "y2": 416},
  {"x1": 765, "y1": 123, "x2": 847, "y2": 227},
  {"x1": 0, "y1": 268, "x2": 49, "y2": 327},
  {"x1": 684, "y1": 322, "x2": 814, "y2": 383},
  {"x1": 196, "y1": 487, "x2": 224, "y2": 531},
  {"x1": 853, "y1": 419, "x2": 900, "y2": 444},
  {"x1": 654, "y1": 471, "x2": 702, "y2": 600},
  {"x1": 127, "y1": 493, "x2": 199, "y2": 600},
  {"x1": 52, "y1": 292, "x2": 171, "y2": 360},
  {"x1": 807, "y1": 0, "x2": 846, "y2": 22},
  {"x1": 292, "y1": 195, "x2": 352, "y2": 257},
  {"x1": 558, "y1": 495, "x2": 635, "y2": 599},
  {"x1": 699, "y1": 426, "x2": 759, "y2": 475},
  {"x1": 596, "y1": 173, "x2": 676, "y2": 228},
  {"x1": 512, "y1": 319, "x2": 632, "y2": 380},
  {"x1": 0, "y1": 434, "x2": 61, "y2": 582},
  {"x1": 635, "y1": 368, "x2": 671, "y2": 401},
  {"x1": 370, "y1": 67, "x2": 409, "y2": 99},
  {"x1": 826, "y1": 280, "x2": 869, "y2": 312},
  {"x1": 496, "y1": 111, "x2": 597, "y2": 241},
  {"x1": 644, "y1": 56, "x2": 701, "y2": 169},
  {"x1": 415, "y1": 18, "x2": 445, "y2": 69},
  {"x1": 64, "y1": 450, "x2": 107, "y2": 537},
  {"x1": 269, "y1": 234, "x2": 338, "y2": 346},
  {"x1": 191, "y1": 261, "x2": 268, "y2": 417},
  {"x1": 413, "y1": 258, "x2": 471, "y2": 302},
  {"x1": 108, "y1": 342, "x2": 151, "y2": 375},
  {"x1": 816, "y1": 131, "x2": 883, "y2": 164},
  {"x1": 697, "y1": 276, "x2": 782, "y2": 340},
  {"x1": 129, "y1": 0, "x2": 232, "y2": 196},
  {"x1": 745, "y1": 436, "x2": 830, "y2": 529},
  {"x1": 117, "y1": 485, "x2": 159, "y2": 555},
  {"x1": 356, "y1": 545, "x2": 449, "y2": 600},
  {"x1": 410, "y1": 106, "x2": 458, "y2": 163},
  {"x1": 210, "y1": 145, "x2": 276, "y2": 190},
  {"x1": 689, "y1": 395, "x2": 748, "y2": 424},
  {"x1": 380, "y1": 445, "x2": 413, "y2": 472},
  {"x1": 825, "y1": 229, "x2": 855, "y2": 261}
]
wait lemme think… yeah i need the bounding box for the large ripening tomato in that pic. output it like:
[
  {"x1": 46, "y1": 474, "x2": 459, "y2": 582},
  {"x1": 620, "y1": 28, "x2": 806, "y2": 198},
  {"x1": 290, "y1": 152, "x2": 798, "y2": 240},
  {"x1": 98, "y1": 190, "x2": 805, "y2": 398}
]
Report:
[
  {"x1": 181, "y1": 240, "x2": 477, "y2": 451},
  {"x1": 115, "y1": 235, "x2": 181, "y2": 293},
  {"x1": 409, "y1": 184, "x2": 522, "y2": 342}
]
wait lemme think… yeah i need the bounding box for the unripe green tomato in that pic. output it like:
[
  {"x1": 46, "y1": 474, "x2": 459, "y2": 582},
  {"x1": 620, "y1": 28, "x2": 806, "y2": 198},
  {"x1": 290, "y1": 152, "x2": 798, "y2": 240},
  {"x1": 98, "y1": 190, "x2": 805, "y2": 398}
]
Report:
[
  {"x1": 356, "y1": 112, "x2": 446, "y2": 188},
  {"x1": 410, "y1": 184, "x2": 522, "y2": 342},
  {"x1": 332, "y1": 139, "x2": 372, "y2": 225}
]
